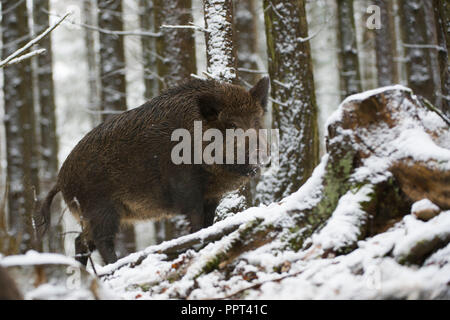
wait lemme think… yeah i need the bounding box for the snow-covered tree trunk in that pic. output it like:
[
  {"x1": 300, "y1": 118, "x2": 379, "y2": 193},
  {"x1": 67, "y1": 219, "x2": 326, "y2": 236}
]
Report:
[
  {"x1": 234, "y1": 0, "x2": 259, "y2": 85},
  {"x1": 203, "y1": 0, "x2": 237, "y2": 83},
  {"x1": 398, "y1": 0, "x2": 442, "y2": 110},
  {"x1": 32, "y1": 0, "x2": 63, "y2": 253},
  {"x1": 433, "y1": 0, "x2": 450, "y2": 117},
  {"x1": 154, "y1": 0, "x2": 197, "y2": 89},
  {"x1": 337, "y1": 0, "x2": 362, "y2": 99},
  {"x1": 97, "y1": 0, "x2": 127, "y2": 122},
  {"x1": 139, "y1": 0, "x2": 158, "y2": 99},
  {"x1": 255, "y1": 0, "x2": 319, "y2": 204},
  {"x1": 97, "y1": 0, "x2": 135, "y2": 256},
  {"x1": 83, "y1": 0, "x2": 101, "y2": 126},
  {"x1": 1, "y1": 0, "x2": 39, "y2": 253},
  {"x1": 374, "y1": 0, "x2": 398, "y2": 87}
]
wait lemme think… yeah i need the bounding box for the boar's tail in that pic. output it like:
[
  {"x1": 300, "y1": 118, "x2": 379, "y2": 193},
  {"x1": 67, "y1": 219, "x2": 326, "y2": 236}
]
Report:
[{"x1": 35, "y1": 184, "x2": 60, "y2": 238}]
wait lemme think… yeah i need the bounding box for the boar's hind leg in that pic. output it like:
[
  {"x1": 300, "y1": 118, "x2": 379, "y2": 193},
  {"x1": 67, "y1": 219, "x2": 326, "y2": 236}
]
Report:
[
  {"x1": 88, "y1": 203, "x2": 119, "y2": 265},
  {"x1": 74, "y1": 234, "x2": 95, "y2": 266}
]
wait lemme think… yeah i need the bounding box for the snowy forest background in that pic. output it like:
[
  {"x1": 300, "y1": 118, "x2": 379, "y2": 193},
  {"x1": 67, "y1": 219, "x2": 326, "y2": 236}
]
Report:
[{"x1": 0, "y1": 0, "x2": 449, "y2": 300}]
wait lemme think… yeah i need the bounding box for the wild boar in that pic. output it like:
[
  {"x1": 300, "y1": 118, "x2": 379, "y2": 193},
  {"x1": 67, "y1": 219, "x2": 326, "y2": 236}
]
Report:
[
  {"x1": 37, "y1": 77, "x2": 269, "y2": 265},
  {"x1": 0, "y1": 266, "x2": 23, "y2": 300}
]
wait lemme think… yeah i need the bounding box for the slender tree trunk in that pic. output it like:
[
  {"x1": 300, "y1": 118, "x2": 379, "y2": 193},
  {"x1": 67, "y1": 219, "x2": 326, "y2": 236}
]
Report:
[
  {"x1": 203, "y1": 0, "x2": 237, "y2": 83},
  {"x1": 337, "y1": 0, "x2": 361, "y2": 99},
  {"x1": 139, "y1": 0, "x2": 158, "y2": 99},
  {"x1": 234, "y1": 0, "x2": 259, "y2": 85},
  {"x1": 256, "y1": 0, "x2": 319, "y2": 204},
  {"x1": 32, "y1": 0, "x2": 63, "y2": 253},
  {"x1": 97, "y1": 0, "x2": 135, "y2": 256},
  {"x1": 1, "y1": 0, "x2": 39, "y2": 253},
  {"x1": 154, "y1": 0, "x2": 197, "y2": 89},
  {"x1": 374, "y1": 0, "x2": 399, "y2": 87},
  {"x1": 83, "y1": 0, "x2": 101, "y2": 126},
  {"x1": 398, "y1": 0, "x2": 441, "y2": 108},
  {"x1": 433, "y1": 0, "x2": 450, "y2": 117},
  {"x1": 97, "y1": 0, "x2": 127, "y2": 122}
]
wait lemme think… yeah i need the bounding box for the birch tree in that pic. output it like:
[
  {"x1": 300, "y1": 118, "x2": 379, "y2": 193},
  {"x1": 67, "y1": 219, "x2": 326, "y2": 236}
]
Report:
[
  {"x1": 1, "y1": 0, "x2": 39, "y2": 253},
  {"x1": 256, "y1": 0, "x2": 319, "y2": 204},
  {"x1": 337, "y1": 0, "x2": 361, "y2": 99}
]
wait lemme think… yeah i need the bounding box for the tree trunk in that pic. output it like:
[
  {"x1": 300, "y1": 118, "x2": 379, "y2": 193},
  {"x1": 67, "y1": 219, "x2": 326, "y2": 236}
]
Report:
[
  {"x1": 154, "y1": 0, "x2": 197, "y2": 89},
  {"x1": 256, "y1": 0, "x2": 319, "y2": 204},
  {"x1": 97, "y1": 0, "x2": 135, "y2": 256},
  {"x1": 433, "y1": 0, "x2": 450, "y2": 117},
  {"x1": 83, "y1": 0, "x2": 101, "y2": 126},
  {"x1": 97, "y1": 0, "x2": 127, "y2": 122},
  {"x1": 1, "y1": 0, "x2": 39, "y2": 253},
  {"x1": 337, "y1": 0, "x2": 362, "y2": 99},
  {"x1": 32, "y1": 0, "x2": 63, "y2": 253},
  {"x1": 374, "y1": 0, "x2": 399, "y2": 87},
  {"x1": 139, "y1": 0, "x2": 158, "y2": 99},
  {"x1": 398, "y1": 0, "x2": 442, "y2": 109},
  {"x1": 203, "y1": 0, "x2": 237, "y2": 83},
  {"x1": 234, "y1": 0, "x2": 259, "y2": 85}
]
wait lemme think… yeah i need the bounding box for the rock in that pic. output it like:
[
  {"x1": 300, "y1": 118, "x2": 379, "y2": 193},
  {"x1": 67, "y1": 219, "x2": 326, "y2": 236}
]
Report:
[{"x1": 411, "y1": 199, "x2": 441, "y2": 221}]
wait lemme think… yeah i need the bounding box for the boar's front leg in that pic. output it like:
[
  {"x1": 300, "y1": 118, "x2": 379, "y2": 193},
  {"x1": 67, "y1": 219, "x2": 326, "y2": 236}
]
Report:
[
  {"x1": 169, "y1": 169, "x2": 205, "y2": 232},
  {"x1": 203, "y1": 199, "x2": 219, "y2": 228},
  {"x1": 87, "y1": 202, "x2": 120, "y2": 265},
  {"x1": 74, "y1": 233, "x2": 95, "y2": 266}
]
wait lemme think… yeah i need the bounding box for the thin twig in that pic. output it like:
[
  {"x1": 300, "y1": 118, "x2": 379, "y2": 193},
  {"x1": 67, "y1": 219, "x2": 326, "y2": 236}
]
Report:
[
  {"x1": 0, "y1": 12, "x2": 70, "y2": 68},
  {"x1": 7, "y1": 49, "x2": 46, "y2": 65}
]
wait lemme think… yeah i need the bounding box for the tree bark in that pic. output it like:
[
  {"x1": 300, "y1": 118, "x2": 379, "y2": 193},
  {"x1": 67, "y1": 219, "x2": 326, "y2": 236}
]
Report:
[
  {"x1": 139, "y1": 0, "x2": 158, "y2": 99},
  {"x1": 203, "y1": 0, "x2": 237, "y2": 83},
  {"x1": 1, "y1": 0, "x2": 39, "y2": 253},
  {"x1": 256, "y1": 0, "x2": 319, "y2": 204},
  {"x1": 398, "y1": 0, "x2": 442, "y2": 109},
  {"x1": 234, "y1": 0, "x2": 259, "y2": 85},
  {"x1": 83, "y1": 0, "x2": 101, "y2": 126},
  {"x1": 97, "y1": 0, "x2": 127, "y2": 122},
  {"x1": 374, "y1": 0, "x2": 399, "y2": 87},
  {"x1": 337, "y1": 0, "x2": 361, "y2": 99},
  {"x1": 433, "y1": 0, "x2": 450, "y2": 117},
  {"x1": 154, "y1": 0, "x2": 197, "y2": 89}
]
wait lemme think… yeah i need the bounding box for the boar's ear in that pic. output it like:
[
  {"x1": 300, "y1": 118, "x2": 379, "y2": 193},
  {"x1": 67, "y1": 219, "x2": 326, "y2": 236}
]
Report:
[
  {"x1": 250, "y1": 76, "x2": 270, "y2": 111},
  {"x1": 198, "y1": 94, "x2": 223, "y2": 121}
]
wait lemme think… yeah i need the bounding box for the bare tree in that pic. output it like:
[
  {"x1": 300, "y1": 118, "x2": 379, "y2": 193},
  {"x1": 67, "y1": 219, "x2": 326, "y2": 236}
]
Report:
[
  {"x1": 83, "y1": 0, "x2": 101, "y2": 125},
  {"x1": 154, "y1": 0, "x2": 197, "y2": 89},
  {"x1": 234, "y1": 0, "x2": 259, "y2": 85},
  {"x1": 256, "y1": 0, "x2": 319, "y2": 204},
  {"x1": 97, "y1": 0, "x2": 127, "y2": 122},
  {"x1": 1, "y1": 0, "x2": 39, "y2": 253},
  {"x1": 139, "y1": 0, "x2": 158, "y2": 99},
  {"x1": 398, "y1": 0, "x2": 442, "y2": 108},
  {"x1": 337, "y1": 0, "x2": 361, "y2": 99},
  {"x1": 433, "y1": 0, "x2": 450, "y2": 116},
  {"x1": 373, "y1": 0, "x2": 399, "y2": 87}
]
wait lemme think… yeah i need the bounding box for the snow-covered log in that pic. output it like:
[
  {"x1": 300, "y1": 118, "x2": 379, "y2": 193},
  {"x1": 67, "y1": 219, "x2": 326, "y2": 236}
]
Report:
[{"x1": 94, "y1": 86, "x2": 450, "y2": 299}]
